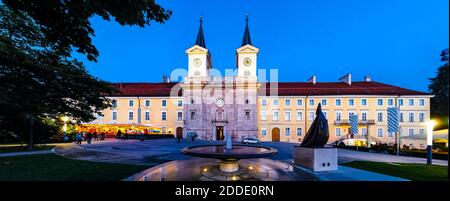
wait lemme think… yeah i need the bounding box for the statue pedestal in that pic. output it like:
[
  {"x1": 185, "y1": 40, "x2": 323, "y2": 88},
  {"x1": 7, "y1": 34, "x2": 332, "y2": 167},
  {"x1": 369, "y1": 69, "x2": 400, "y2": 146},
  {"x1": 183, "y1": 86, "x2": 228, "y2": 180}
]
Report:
[{"x1": 293, "y1": 146, "x2": 337, "y2": 171}]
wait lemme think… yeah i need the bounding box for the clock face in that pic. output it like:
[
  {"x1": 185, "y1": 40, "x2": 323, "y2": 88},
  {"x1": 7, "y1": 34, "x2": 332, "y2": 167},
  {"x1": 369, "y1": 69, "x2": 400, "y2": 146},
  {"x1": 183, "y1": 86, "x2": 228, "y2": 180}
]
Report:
[
  {"x1": 216, "y1": 99, "x2": 225, "y2": 108},
  {"x1": 243, "y1": 58, "x2": 252, "y2": 67},
  {"x1": 193, "y1": 58, "x2": 202, "y2": 67}
]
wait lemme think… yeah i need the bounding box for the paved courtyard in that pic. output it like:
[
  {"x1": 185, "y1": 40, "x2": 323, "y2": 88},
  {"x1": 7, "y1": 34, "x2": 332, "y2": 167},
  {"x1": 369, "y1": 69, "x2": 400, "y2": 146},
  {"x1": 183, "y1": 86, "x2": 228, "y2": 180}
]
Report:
[{"x1": 53, "y1": 138, "x2": 448, "y2": 166}]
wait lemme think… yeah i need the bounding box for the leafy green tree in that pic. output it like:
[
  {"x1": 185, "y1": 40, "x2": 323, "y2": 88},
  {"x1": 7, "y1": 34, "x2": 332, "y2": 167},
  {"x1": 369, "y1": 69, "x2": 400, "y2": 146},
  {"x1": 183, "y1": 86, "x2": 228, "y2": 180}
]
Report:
[
  {"x1": 0, "y1": 6, "x2": 115, "y2": 148},
  {"x1": 2, "y1": 0, "x2": 172, "y2": 61},
  {"x1": 429, "y1": 49, "x2": 449, "y2": 130}
]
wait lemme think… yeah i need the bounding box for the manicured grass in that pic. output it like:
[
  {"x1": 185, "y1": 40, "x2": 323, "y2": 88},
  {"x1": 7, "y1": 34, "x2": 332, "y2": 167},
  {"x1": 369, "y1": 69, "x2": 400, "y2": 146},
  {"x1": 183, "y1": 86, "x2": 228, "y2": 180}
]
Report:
[
  {"x1": 342, "y1": 161, "x2": 448, "y2": 181},
  {"x1": 0, "y1": 154, "x2": 149, "y2": 181},
  {"x1": 0, "y1": 145, "x2": 56, "y2": 153}
]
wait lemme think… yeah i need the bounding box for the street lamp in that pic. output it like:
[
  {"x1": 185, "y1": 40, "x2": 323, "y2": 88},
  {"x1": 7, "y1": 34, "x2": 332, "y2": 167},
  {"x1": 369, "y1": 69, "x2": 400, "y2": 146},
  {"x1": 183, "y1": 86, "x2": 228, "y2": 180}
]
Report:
[{"x1": 426, "y1": 120, "x2": 436, "y2": 165}]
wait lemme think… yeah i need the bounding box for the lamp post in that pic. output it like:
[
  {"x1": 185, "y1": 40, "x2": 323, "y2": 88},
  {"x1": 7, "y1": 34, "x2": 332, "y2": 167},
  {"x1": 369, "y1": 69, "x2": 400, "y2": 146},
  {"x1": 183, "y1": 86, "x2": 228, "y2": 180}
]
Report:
[
  {"x1": 62, "y1": 116, "x2": 69, "y2": 141},
  {"x1": 426, "y1": 120, "x2": 436, "y2": 165}
]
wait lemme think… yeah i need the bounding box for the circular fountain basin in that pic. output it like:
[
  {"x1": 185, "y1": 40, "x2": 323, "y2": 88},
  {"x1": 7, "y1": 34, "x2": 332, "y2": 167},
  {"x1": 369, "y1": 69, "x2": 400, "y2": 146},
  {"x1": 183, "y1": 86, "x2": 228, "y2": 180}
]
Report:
[{"x1": 181, "y1": 144, "x2": 277, "y2": 172}]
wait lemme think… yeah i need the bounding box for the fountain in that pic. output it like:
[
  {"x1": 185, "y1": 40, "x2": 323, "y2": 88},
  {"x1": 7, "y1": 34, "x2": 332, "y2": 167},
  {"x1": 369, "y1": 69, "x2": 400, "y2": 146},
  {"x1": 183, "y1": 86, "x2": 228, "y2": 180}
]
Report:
[
  {"x1": 125, "y1": 132, "x2": 316, "y2": 181},
  {"x1": 181, "y1": 132, "x2": 277, "y2": 173}
]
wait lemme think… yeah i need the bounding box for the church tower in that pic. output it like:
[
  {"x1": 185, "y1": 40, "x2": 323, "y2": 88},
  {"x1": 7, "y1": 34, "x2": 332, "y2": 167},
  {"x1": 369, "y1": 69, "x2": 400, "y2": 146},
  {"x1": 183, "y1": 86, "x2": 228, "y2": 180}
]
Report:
[
  {"x1": 186, "y1": 16, "x2": 212, "y2": 78},
  {"x1": 236, "y1": 15, "x2": 259, "y2": 79}
]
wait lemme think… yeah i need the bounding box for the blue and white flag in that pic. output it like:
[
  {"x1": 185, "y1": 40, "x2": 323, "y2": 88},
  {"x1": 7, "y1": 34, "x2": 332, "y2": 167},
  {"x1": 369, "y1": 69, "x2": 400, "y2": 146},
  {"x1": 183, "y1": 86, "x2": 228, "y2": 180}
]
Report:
[
  {"x1": 387, "y1": 107, "x2": 400, "y2": 133},
  {"x1": 349, "y1": 114, "x2": 359, "y2": 135}
]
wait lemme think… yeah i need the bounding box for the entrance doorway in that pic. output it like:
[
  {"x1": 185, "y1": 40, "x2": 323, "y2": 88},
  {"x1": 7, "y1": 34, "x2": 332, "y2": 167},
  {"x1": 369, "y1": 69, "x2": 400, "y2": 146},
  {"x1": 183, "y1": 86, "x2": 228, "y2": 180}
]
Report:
[
  {"x1": 216, "y1": 126, "x2": 224, "y2": 141},
  {"x1": 272, "y1": 127, "x2": 280, "y2": 142},
  {"x1": 176, "y1": 127, "x2": 183, "y2": 138}
]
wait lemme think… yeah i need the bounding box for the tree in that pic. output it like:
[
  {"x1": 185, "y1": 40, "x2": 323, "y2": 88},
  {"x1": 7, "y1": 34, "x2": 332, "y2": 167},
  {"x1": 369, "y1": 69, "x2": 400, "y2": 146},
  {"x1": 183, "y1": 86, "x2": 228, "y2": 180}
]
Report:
[
  {"x1": 0, "y1": 6, "x2": 116, "y2": 148},
  {"x1": 429, "y1": 49, "x2": 449, "y2": 130},
  {"x1": 2, "y1": 0, "x2": 172, "y2": 62}
]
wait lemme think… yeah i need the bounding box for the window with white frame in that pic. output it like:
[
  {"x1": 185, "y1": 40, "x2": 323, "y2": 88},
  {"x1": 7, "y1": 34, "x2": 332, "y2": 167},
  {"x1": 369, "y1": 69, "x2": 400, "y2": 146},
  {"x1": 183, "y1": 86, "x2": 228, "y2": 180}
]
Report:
[
  {"x1": 145, "y1": 111, "x2": 150, "y2": 121},
  {"x1": 273, "y1": 99, "x2": 279, "y2": 106},
  {"x1": 335, "y1": 128, "x2": 341, "y2": 137},
  {"x1": 321, "y1": 99, "x2": 327, "y2": 106},
  {"x1": 408, "y1": 112, "x2": 414, "y2": 122},
  {"x1": 361, "y1": 112, "x2": 368, "y2": 122},
  {"x1": 335, "y1": 99, "x2": 342, "y2": 106},
  {"x1": 400, "y1": 112, "x2": 404, "y2": 122},
  {"x1": 361, "y1": 98, "x2": 367, "y2": 106},
  {"x1": 285, "y1": 110, "x2": 291, "y2": 121},
  {"x1": 335, "y1": 111, "x2": 342, "y2": 122},
  {"x1": 419, "y1": 112, "x2": 425, "y2": 122},
  {"x1": 112, "y1": 99, "x2": 117, "y2": 108},
  {"x1": 285, "y1": 127, "x2": 291, "y2": 136},
  {"x1": 361, "y1": 128, "x2": 368, "y2": 136},
  {"x1": 387, "y1": 99, "x2": 394, "y2": 106},
  {"x1": 245, "y1": 111, "x2": 250, "y2": 120},
  {"x1": 177, "y1": 111, "x2": 183, "y2": 121},
  {"x1": 388, "y1": 131, "x2": 394, "y2": 138},
  {"x1": 296, "y1": 111, "x2": 303, "y2": 121},
  {"x1": 128, "y1": 111, "x2": 134, "y2": 120},
  {"x1": 161, "y1": 111, "x2": 167, "y2": 121},
  {"x1": 296, "y1": 99, "x2": 302, "y2": 106},
  {"x1": 273, "y1": 110, "x2": 279, "y2": 121},
  {"x1": 419, "y1": 128, "x2": 424, "y2": 135},
  {"x1": 296, "y1": 128, "x2": 303, "y2": 136},
  {"x1": 309, "y1": 99, "x2": 314, "y2": 106},
  {"x1": 162, "y1": 99, "x2": 167, "y2": 107},
  {"x1": 408, "y1": 128, "x2": 414, "y2": 136},
  {"x1": 261, "y1": 99, "x2": 267, "y2": 107},
  {"x1": 129, "y1": 100, "x2": 134, "y2": 107},
  {"x1": 177, "y1": 100, "x2": 183, "y2": 107},
  {"x1": 398, "y1": 99, "x2": 404, "y2": 106},
  {"x1": 190, "y1": 111, "x2": 196, "y2": 120},
  {"x1": 408, "y1": 99, "x2": 414, "y2": 106},
  {"x1": 377, "y1": 99, "x2": 383, "y2": 106},
  {"x1": 285, "y1": 99, "x2": 291, "y2": 106},
  {"x1": 260, "y1": 110, "x2": 267, "y2": 121},
  {"x1": 419, "y1": 99, "x2": 425, "y2": 106},
  {"x1": 261, "y1": 128, "x2": 267, "y2": 136},
  {"x1": 112, "y1": 111, "x2": 117, "y2": 120},
  {"x1": 322, "y1": 111, "x2": 328, "y2": 119},
  {"x1": 145, "y1": 100, "x2": 150, "y2": 107},
  {"x1": 348, "y1": 99, "x2": 355, "y2": 106},
  {"x1": 377, "y1": 128, "x2": 383, "y2": 137},
  {"x1": 377, "y1": 112, "x2": 383, "y2": 122},
  {"x1": 309, "y1": 111, "x2": 315, "y2": 121}
]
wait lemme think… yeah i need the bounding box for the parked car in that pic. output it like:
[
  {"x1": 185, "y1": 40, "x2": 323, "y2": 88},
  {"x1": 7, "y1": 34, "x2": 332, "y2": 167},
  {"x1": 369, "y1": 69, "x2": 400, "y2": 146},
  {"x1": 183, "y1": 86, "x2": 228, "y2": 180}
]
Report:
[{"x1": 242, "y1": 136, "x2": 259, "y2": 144}]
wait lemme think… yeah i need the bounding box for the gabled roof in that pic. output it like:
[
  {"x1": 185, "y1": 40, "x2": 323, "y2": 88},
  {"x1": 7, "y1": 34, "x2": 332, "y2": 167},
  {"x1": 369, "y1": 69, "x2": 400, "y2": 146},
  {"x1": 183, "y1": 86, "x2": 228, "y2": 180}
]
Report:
[
  {"x1": 259, "y1": 81, "x2": 432, "y2": 96},
  {"x1": 108, "y1": 81, "x2": 431, "y2": 97}
]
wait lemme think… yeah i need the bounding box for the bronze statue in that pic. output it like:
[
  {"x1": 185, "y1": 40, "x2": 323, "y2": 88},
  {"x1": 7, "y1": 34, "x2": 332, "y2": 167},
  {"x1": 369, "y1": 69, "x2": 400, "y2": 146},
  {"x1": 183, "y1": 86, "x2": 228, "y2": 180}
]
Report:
[{"x1": 300, "y1": 103, "x2": 329, "y2": 147}]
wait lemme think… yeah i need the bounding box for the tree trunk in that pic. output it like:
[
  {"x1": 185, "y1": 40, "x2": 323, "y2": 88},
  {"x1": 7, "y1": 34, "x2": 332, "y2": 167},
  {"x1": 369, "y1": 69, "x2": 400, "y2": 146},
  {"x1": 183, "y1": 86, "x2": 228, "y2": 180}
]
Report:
[{"x1": 28, "y1": 115, "x2": 34, "y2": 150}]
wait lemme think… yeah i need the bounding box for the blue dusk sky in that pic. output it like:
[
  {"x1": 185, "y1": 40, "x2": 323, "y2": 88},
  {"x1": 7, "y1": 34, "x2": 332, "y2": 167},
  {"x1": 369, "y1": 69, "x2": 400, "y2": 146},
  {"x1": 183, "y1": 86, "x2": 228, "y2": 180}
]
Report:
[{"x1": 77, "y1": 0, "x2": 449, "y2": 92}]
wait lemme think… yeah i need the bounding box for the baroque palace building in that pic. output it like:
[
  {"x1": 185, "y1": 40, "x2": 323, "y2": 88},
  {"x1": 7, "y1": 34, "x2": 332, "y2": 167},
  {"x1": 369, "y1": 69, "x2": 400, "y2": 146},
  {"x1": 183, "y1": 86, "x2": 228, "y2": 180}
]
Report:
[{"x1": 81, "y1": 17, "x2": 433, "y2": 147}]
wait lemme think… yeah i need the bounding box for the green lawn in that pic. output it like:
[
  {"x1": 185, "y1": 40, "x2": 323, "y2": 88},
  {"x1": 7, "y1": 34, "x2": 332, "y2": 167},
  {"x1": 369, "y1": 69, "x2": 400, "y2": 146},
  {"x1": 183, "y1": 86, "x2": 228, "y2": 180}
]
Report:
[
  {"x1": 0, "y1": 154, "x2": 149, "y2": 181},
  {"x1": 342, "y1": 161, "x2": 448, "y2": 181},
  {"x1": 0, "y1": 145, "x2": 56, "y2": 153}
]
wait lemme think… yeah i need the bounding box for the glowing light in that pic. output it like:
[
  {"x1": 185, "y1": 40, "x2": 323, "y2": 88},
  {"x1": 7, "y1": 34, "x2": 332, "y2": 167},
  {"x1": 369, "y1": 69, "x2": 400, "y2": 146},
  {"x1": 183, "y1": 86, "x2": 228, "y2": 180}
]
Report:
[
  {"x1": 61, "y1": 116, "x2": 69, "y2": 122},
  {"x1": 203, "y1": 168, "x2": 208, "y2": 172},
  {"x1": 248, "y1": 166, "x2": 253, "y2": 170},
  {"x1": 231, "y1": 176, "x2": 237, "y2": 181}
]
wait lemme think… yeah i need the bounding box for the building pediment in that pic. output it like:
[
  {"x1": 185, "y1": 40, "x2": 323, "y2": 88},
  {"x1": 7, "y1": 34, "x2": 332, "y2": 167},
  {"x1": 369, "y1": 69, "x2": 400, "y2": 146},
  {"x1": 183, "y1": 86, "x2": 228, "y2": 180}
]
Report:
[
  {"x1": 186, "y1": 45, "x2": 209, "y2": 54},
  {"x1": 236, "y1": 44, "x2": 259, "y2": 53}
]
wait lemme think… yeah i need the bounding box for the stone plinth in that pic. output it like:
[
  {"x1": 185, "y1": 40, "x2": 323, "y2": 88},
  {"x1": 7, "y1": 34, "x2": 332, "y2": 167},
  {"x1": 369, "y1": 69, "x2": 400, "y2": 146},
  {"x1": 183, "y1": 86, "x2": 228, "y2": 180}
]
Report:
[{"x1": 293, "y1": 146, "x2": 337, "y2": 171}]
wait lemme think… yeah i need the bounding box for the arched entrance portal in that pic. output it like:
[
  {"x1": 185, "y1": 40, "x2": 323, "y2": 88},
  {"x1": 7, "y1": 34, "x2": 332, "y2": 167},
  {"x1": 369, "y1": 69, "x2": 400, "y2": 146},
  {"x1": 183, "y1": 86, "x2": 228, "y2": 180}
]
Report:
[
  {"x1": 272, "y1": 127, "x2": 280, "y2": 142},
  {"x1": 176, "y1": 127, "x2": 183, "y2": 138}
]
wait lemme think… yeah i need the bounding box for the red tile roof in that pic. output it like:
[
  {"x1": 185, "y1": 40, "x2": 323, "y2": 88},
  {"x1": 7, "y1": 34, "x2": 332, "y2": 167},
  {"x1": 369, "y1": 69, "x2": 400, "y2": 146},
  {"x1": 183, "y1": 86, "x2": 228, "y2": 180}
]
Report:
[{"x1": 109, "y1": 81, "x2": 430, "y2": 97}]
